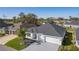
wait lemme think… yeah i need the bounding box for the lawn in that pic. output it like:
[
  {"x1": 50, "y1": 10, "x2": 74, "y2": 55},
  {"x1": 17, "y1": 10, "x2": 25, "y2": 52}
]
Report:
[{"x1": 5, "y1": 37, "x2": 27, "y2": 50}]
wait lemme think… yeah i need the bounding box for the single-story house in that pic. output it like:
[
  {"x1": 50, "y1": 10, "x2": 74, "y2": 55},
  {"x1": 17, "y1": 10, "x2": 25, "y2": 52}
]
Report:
[
  {"x1": 25, "y1": 23, "x2": 66, "y2": 51},
  {"x1": 7, "y1": 22, "x2": 22, "y2": 34},
  {"x1": 0, "y1": 23, "x2": 13, "y2": 34},
  {"x1": 0, "y1": 22, "x2": 21, "y2": 34},
  {"x1": 64, "y1": 21, "x2": 79, "y2": 28}
]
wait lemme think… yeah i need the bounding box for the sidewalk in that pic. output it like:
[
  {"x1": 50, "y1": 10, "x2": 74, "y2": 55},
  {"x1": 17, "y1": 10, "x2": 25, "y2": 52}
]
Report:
[{"x1": 0, "y1": 35, "x2": 17, "y2": 45}]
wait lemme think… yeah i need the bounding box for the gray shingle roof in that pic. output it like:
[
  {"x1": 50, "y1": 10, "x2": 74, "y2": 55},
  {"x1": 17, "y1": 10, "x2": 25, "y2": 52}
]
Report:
[
  {"x1": 76, "y1": 28, "x2": 79, "y2": 41},
  {"x1": 28, "y1": 23, "x2": 66, "y2": 37},
  {"x1": 0, "y1": 23, "x2": 13, "y2": 28},
  {"x1": 65, "y1": 21, "x2": 79, "y2": 25}
]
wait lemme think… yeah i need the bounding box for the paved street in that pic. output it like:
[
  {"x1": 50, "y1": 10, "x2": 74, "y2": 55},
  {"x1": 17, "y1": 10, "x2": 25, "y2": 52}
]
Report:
[
  {"x1": 0, "y1": 44, "x2": 16, "y2": 51},
  {"x1": 0, "y1": 35, "x2": 17, "y2": 45}
]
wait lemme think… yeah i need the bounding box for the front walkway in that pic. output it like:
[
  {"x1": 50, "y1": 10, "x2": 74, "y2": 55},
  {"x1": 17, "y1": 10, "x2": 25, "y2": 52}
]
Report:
[{"x1": 0, "y1": 34, "x2": 17, "y2": 45}]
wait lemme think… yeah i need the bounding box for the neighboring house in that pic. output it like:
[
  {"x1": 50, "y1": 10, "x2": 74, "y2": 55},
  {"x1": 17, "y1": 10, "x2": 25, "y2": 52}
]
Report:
[
  {"x1": 20, "y1": 21, "x2": 36, "y2": 29},
  {"x1": 0, "y1": 23, "x2": 13, "y2": 34},
  {"x1": 25, "y1": 23, "x2": 66, "y2": 51},
  {"x1": 76, "y1": 28, "x2": 79, "y2": 47},
  {"x1": 0, "y1": 22, "x2": 21, "y2": 35},
  {"x1": 7, "y1": 22, "x2": 22, "y2": 34},
  {"x1": 64, "y1": 21, "x2": 79, "y2": 28},
  {"x1": 53, "y1": 20, "x2": 65, "y2": 26}
]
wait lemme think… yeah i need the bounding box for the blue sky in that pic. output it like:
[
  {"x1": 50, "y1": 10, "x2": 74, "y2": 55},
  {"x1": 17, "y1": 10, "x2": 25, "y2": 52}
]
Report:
[{"x1": 0, "y1": 7, "x2": 79, "y2": 19}]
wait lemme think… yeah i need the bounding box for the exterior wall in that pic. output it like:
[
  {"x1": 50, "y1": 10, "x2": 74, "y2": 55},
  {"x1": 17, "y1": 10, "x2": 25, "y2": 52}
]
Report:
[
  {"x1": 25, "y1": 32, "x2": 33, "y2": 39},
  {"x1": 37, "y1": 33, "x2": 46, "y2": 42},
  {"x1": 76, "y1": 40, "x2": 79, "y2": 47},
  {"x1": 45, "y1": 35, "x2": 63, "y2": 45},
  {"x1": 25, "y1": 32, "x2": 63, "y2": 45},
  {"x1": 0, "y1": 28, "x2": 5, "y2": 33},
  {"x1": 38, "y1": 33, "x2": 63, "y2": 45}
]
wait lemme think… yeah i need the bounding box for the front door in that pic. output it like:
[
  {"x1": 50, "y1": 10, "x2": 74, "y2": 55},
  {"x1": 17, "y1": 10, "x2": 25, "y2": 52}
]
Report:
[{"x1": 39, "y1": 34, "x2": 46, "y2": 42}]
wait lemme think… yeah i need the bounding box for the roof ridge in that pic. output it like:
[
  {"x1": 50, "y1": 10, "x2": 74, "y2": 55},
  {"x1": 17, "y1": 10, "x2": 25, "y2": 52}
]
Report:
[{"x1": 50, "y1": 24, "x2": 62, "y2": 37}]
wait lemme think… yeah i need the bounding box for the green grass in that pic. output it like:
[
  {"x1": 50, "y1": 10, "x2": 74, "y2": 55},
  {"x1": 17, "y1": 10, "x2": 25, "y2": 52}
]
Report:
[{"x1": 5, "y1": 37, "x2": 27, "y2": 50}]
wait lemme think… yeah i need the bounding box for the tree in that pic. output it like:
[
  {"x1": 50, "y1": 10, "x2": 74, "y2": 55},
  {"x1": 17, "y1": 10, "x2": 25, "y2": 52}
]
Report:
[
  {"x1": 26, "y1": 13, "x2": 38, "y2": 25},
  {"x1": 69, "y1": 16, "x2": 73, "y2": 21},
  {"x1": 37, "y1": 18, "x2": 45, "y2": 25},
  {"x1": 57, "y1": 17, "x2": 64, "y2": 20},
  {"x1": 18, "y1": 28, "x2": 26, "y2": 45},
  {"x1": 13, "y1": 16, "x2": 17, "y2": 23},
  {"x1": 62, "y1": 32, "x2": 73, "y2": 46},
  {"x1": 0, "y1": 18, "x2": 4, "y2": 23},
  {"x1": 46, "y1": 17, "x2": 54, "y2": 23},
  {"x1": 19, "y1": 12, "x2": 26, "y2": 22},
  {"x1": 19, "y1": 12, "x2": 25, "y2": 17}
]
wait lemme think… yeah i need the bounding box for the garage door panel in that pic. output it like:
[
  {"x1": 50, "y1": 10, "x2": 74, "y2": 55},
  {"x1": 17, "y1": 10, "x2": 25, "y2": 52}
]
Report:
[{"x1": 46, "y1": 37, "x2": 61, "y2": 45}]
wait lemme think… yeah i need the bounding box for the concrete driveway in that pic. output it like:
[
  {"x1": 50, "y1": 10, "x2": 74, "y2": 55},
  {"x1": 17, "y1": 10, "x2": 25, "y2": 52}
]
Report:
[
  {"x1": 22, "y1": 42, "x2": 59, "y2": 51},
  {"x1": 0, "y1": 34, "x2": 17, "y2": 45}
]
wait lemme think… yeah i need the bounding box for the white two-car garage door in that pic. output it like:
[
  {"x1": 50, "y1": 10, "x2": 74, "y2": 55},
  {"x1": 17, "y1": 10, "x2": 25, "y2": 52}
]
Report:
[{"x1": 46, "y1": 36, "x2": 62, "y2": 45}]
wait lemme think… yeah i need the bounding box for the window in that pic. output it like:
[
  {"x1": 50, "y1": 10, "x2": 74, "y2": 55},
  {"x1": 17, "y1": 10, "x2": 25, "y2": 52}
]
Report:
[
  {"x1": 26, "y1": 33, "x2": 31, "y2": 37},
  {"x1": 33, "y1": 34, "x2": 37, "y2": 39},
  {"x1": 77, "y1": 41, "x2": 79, "y2": 45}
]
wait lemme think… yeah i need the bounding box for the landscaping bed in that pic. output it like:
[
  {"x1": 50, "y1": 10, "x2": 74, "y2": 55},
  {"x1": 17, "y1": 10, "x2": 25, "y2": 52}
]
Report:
[
  {"x1": 0, "y1": 32, "x2": 5, "y2": 37},
  {"x1": 58, "y1": 45, "x2": 79, "y2": 51}
]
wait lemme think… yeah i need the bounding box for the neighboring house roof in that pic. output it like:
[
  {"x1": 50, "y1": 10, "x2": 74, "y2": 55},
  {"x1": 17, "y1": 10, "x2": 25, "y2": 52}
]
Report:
[
  {"x1": 28, "y1": 23, "x2": 66, "y2": 37},
  {"x1": 76, "y1": 28, "x2": 79, "y2": 41},
  {"x1": 8, "y1": 23, "x2": 21, "y2": 31},
  {"x1": 22, "y1": 42, "x2": 59, "y2": 51},
  {"x1": 65, "y1": 21, "x2": 79, "y2": 25},
  {"x1": 20, "y1": 21, "x2": 36, "y2": 29},
  {"x1": 0, "y1": 23, "x2": 13, "y2": 28},
  {"x1": 0, "y1": 45, "x2": 16, "y2": 51},
  {"x1": 0, "y1": 22, "x2": 21, "y2": 31}
]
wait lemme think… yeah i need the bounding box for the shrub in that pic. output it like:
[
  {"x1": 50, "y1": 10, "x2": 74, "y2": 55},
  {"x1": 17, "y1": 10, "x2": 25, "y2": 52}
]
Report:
[{"x1": 62, "y1": 32, "x2": 73, "y2": 46}]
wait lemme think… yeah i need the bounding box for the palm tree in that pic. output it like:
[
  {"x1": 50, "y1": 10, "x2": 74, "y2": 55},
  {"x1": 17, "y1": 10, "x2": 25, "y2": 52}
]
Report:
[
  {"x1": 69, "y1": 16, "x2": 72, "y2": 21},
  {"x1": 18, "y1": 28, "x2": 26, "y2": 45},
  {"x1": 13, "y1": 16, "x2": 16, "y2": 23},
  {"x1": 19, "y1": 12, "x2": 26, "y2": 22},
  {"x1": 46, "y1": 17, "x2": 54, "y2": 23}
]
